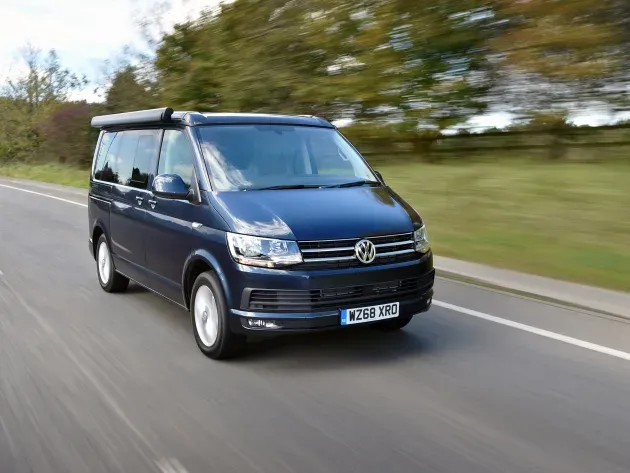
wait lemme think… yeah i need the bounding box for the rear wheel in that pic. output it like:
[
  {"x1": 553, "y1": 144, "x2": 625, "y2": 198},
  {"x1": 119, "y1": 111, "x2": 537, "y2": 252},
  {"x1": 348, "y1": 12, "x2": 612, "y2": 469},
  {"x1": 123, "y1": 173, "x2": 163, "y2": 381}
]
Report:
[
  {"x1": 191, "y1": 271, "x2": 246, "y2": 359},
  {"x1": 96, "y1": 234, "x2": 129, "y2": 293},
  {"x1": 370, "y1": 315, "x2": 413, "y2": 331}
]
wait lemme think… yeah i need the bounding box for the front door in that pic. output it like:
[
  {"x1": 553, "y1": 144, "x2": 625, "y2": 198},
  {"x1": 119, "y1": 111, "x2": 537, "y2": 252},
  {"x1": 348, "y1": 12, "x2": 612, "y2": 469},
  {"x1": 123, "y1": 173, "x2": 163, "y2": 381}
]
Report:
[{"x1": 144, "y1": 129, "x2": 200, "y2": 303}]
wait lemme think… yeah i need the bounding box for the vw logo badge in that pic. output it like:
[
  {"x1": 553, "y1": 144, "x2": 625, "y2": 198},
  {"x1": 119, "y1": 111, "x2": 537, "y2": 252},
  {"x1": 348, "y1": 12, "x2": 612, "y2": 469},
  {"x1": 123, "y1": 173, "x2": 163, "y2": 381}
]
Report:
[{"x1": 355, "y1": 239, "x2": 376, "y2": 264}]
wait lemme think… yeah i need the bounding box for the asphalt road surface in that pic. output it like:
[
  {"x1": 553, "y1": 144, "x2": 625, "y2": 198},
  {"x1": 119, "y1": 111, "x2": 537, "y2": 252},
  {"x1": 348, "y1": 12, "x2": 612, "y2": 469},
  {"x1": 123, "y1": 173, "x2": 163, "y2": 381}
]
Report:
[{"x1": 2, "y1": 178, "x2": 630, "y2": 473}]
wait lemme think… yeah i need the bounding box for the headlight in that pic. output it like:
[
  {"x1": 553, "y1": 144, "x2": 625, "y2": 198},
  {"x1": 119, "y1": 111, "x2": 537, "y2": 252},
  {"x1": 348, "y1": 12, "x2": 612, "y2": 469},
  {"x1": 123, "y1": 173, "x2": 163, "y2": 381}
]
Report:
[
  {"x1": 414, "y1": 225, "x2": 430, "y2": 254},
  {"x1": 227, "y1": 233, "x2": 303, "y2": 268}
]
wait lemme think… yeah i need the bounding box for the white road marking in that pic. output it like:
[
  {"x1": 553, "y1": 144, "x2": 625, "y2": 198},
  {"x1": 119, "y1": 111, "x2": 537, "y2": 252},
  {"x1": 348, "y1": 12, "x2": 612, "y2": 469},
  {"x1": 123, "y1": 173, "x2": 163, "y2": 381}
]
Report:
[
  {"x1": 434, "y1": 300, "x2": 630, "y2": 362},
  {"x1": 0, "y1": 183, "x2": 87, "y2": 207},
  {"x1": 4, "y1": 181, "x2": 629, "y2": 363}
]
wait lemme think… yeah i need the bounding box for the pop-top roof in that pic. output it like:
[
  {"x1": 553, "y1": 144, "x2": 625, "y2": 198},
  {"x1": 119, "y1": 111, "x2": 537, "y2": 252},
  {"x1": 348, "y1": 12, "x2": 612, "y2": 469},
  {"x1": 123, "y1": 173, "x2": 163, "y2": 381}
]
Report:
[{"x1": 91, "y1": 108, "x2": 334, "y2": 129}]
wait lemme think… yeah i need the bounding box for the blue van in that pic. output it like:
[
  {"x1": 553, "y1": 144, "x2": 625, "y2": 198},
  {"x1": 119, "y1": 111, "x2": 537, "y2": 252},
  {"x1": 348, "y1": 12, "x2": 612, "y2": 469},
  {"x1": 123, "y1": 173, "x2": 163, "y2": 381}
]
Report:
[{"x1": 88, "y1": 108, "x2": 434, "y2": 358}]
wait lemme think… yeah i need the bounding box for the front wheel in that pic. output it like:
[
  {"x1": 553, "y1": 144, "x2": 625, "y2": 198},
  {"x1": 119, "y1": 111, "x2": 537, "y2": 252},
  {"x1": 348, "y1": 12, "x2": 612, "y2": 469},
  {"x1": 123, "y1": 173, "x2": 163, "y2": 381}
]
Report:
[
  {"x1": 96, "y1": 234, "x2": 129, "y2": 293},
  {"x1": 191, "y1": 271, "x2": 246, "y2": 359},
  {"x1": 369, "y1": 315, "x2": 413, "y2": 331}
]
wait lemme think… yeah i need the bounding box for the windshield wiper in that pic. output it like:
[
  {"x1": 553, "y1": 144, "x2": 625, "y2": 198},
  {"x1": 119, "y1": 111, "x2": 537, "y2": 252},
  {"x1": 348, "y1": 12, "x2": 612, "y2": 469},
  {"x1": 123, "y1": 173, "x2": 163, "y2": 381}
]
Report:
[
  {"x1": 325, "y1": 180, "x2": 380, "y2": 189},
  {"x1": 250, "y1": 184, "x2": 323, "y2": 191}
]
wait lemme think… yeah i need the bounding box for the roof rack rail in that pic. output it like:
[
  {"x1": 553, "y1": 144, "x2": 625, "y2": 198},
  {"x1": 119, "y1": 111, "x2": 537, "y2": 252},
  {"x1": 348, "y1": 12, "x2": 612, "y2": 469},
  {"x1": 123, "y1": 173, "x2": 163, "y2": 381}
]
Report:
[
  {"x1": 171, "y1": 111, "x2": 199, "y2": 122},
  {"x1": 91, "y1": 107, "x2": 174, "y2": 129},
  {"x1": 296, "y1": 114, "x2": 335, "y2": 127}
]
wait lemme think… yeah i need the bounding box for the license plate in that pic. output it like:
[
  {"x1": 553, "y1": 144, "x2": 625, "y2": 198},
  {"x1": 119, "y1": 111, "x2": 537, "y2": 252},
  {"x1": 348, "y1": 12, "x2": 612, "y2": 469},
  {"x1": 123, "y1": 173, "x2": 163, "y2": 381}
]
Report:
[{"x1": 340, "y1": 302, "x2": 400, "y2": 326}]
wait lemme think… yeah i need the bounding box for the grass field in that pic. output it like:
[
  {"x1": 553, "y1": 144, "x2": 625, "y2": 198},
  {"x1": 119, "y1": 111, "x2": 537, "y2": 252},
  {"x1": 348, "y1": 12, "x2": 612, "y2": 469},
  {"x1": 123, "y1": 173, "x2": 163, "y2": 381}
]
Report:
[
  {"x1": 378, "y1": 160, "x2": 630, "y2": 292},
  {"x1": 0, "y1": 163, "x2": 89, "y2": 189},
  {"x1": 1, "y1": 161, "x2": 628, "y2": 291}
]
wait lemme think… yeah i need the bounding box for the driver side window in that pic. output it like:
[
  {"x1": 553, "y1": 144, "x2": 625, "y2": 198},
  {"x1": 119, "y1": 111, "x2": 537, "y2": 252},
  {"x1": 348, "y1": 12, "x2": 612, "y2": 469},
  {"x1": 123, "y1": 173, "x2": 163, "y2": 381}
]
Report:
[{"x1": 158, "y1": 130, "x2": 196, "y2": 189}]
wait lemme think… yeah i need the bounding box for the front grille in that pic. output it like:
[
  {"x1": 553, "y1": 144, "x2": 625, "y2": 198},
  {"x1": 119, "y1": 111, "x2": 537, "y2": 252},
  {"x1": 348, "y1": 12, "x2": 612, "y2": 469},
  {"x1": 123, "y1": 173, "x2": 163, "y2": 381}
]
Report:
[
  {"x1": 246, "y1": 272, "x2": 434, "y2": 312},
  {"x1": 297, "y1": 233, "x2": 419, "y2": 270}
]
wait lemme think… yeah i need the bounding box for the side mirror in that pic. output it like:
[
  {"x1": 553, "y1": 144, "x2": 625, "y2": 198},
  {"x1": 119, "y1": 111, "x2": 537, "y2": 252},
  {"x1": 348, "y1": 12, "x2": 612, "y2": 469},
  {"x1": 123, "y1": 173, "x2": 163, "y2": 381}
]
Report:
[
  {"x1": 374, "y1": 170, "x2": 385, "y2": 184},
  {"x1": 152, "y1": 174, "x2": 190, "y2": 200}
]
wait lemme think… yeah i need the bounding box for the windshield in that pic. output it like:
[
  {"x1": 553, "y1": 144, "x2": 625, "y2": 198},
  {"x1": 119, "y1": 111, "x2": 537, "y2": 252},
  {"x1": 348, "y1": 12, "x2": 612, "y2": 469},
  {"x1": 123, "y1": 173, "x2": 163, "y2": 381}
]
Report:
[{"x1": 196, "y1": 124, "x2": 378, "y2": 191}]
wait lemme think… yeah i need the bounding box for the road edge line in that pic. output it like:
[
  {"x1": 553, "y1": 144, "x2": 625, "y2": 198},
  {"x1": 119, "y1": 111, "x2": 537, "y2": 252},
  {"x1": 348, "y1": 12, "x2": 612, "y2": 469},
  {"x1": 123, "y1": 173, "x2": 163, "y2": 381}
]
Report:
[
  {"x1": 0, "y1": 183, "x2": 87, "y2": 208},
  {"x1": 433, "y1": 300, "x2": 630, "y2": 362},
  {"x1": 435, "y1": 269, "x2": 630, "y2": 322}
]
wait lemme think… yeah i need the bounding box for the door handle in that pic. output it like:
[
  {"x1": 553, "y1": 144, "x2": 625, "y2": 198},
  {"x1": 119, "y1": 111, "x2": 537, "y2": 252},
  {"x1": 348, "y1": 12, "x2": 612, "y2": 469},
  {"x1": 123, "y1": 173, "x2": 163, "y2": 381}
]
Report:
[
  {"x1": 148, "y1": 199, "x2": 157, "y2": 209},
  {"x1": 136, "y1": 196, "x2": 144, "y2": 206}
]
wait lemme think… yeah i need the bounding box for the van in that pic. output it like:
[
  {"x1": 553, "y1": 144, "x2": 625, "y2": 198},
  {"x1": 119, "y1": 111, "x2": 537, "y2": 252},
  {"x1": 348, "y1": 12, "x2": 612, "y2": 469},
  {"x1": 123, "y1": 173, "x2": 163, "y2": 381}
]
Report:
[{"x1": 88, "y1": 108, "x2": 434, "y2": 359}]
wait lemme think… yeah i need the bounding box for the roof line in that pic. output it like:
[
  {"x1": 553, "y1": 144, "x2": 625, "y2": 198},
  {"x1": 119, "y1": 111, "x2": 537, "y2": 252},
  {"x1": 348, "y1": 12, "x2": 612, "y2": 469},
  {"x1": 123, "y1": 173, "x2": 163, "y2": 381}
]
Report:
[{"x1": 91, "y1": 108, "x2": 334, "y2": 129}]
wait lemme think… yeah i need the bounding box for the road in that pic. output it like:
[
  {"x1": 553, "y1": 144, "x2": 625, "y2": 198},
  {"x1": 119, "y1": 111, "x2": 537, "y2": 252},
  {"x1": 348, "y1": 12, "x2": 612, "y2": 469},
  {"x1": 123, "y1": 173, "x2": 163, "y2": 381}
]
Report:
[{"x1": 1, "y1": 178, "x2": 630, "y2": 473}]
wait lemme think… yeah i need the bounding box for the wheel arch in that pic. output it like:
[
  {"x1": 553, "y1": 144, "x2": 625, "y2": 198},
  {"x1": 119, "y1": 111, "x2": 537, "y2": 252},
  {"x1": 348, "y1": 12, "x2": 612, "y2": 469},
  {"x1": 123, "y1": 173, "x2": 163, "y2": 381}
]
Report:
[
  {"x1": 91, "y1": 220, "x2": 109, "y2": 260},
  {"x1": 181, "y1": 250, "x2": 231, "y2": 311}
]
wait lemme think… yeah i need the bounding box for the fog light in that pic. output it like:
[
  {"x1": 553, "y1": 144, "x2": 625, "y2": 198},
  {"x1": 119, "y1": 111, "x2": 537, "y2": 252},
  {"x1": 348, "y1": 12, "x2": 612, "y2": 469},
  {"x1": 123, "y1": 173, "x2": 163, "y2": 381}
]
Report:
[{"x1": 247, "y1": 319, "x2": 280, "y2": 329}]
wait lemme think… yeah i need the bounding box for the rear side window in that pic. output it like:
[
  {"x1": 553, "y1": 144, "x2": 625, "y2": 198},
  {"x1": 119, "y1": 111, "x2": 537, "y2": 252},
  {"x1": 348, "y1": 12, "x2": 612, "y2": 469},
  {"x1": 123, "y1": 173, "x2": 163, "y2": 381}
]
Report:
[
  {"x1": 93, "y1": 132, "x2": 116, "y2": 180},
  {"x1": 94, "y1": 130, "x2": 160, "y2": 188},
  {"x1": 158, "y1": 130, "x2": 195, "y2": 189},
  {"x1": 95, "y1": 132, "x2": 122, "y2": 182}
]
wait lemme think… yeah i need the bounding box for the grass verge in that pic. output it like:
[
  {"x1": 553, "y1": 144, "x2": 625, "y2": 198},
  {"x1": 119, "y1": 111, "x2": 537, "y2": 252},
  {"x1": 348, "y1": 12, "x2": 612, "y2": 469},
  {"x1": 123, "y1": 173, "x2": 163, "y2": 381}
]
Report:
[
  {"x1": 378, "y1": 160, "x2": 630, "y2": 292},
  {"x1": 0, "y1": 162, "x2": 89, "y2": 189},
  {"x1": 1, "y1": 160, "x2": 628, "y2": 291}
]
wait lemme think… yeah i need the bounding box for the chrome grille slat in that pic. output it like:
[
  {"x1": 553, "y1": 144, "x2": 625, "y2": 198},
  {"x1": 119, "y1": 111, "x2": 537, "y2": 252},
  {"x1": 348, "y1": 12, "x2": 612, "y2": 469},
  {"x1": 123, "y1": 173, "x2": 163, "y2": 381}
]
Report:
[
  {"x1": 301, "y1": 246, "x2": 355, "y2": 253},
  {"x1": 299, "y1": 232, "x2": 412, "y2": 246},
  {"x1": 303, "y1": 255, "x2": 356, "y2": 263},
  {"x1": 296, "y1": 233, "x2": 419, "y2": 269},
  {"x1": 375, "y1": 248, "x2": 416, "y2": 257},
  {"x1": 374, "y1": 240, "x2": 414, "y2": 249}
]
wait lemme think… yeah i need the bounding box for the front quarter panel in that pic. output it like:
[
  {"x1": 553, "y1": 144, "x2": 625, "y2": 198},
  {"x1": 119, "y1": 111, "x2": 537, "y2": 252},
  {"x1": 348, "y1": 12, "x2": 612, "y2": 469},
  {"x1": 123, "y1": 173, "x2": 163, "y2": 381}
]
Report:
[
  {"x1": 182, "y1": 225, "x2": 235, "y2": 309},
  {"x1": 179, "y1": 190, "x2": 234, "y2": 308}
]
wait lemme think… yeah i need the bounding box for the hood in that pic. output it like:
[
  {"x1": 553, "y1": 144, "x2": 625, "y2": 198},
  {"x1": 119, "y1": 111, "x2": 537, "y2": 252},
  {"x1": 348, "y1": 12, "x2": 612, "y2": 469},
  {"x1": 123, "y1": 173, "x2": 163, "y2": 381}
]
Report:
[{"x1": 209, "y1": 187, "x2": 422, "y2": 240}]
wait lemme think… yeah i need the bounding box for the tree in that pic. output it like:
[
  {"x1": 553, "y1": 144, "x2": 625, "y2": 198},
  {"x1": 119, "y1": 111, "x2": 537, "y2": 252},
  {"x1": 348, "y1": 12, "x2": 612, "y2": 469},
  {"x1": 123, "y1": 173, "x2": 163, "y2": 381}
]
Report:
[
  {"x1": 105, "y1": 66, "x2": 155, "y2": 113},
  {"x1": 311, "y1": 1, "x2": 495, "y2": 128},
  {"x1": 489, "y1": 0, "x2": 625, "y2": 119},
  {"x1": 3, "y1": 45, "x2": 87, "y2": 113},
  {"x1": 0, "y1": 45, "x2": 88, "y2": 163},
  {"x1": 37, "y1": 103, "x2": 99, "y2": 166},
  {"x1": 154, "y1": 18, "x2": 223, "y2": 111},
  {"x1": 153, "y1": 0, "x2": 496, "y2": 131}
]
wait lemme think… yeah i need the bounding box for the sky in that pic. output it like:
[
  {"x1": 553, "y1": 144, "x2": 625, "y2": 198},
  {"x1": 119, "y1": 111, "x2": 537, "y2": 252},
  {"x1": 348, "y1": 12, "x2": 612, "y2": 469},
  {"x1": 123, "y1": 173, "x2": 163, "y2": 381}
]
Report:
[{"x1": 0, "y1": 0, "x2": 221, "y2": 101}]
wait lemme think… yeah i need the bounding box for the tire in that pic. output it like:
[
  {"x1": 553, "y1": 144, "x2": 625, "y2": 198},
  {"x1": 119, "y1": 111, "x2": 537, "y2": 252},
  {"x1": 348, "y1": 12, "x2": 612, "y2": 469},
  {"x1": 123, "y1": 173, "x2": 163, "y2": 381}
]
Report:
[
  {"x1": 96, "y1": 234, "x2": 129, "y2": 293},
  {"x1": 191, "y1": 271, "x2": 246, "y2": 359},
  {"x1": 370, "y1": 315, "x2": 413, "y2": 331}
]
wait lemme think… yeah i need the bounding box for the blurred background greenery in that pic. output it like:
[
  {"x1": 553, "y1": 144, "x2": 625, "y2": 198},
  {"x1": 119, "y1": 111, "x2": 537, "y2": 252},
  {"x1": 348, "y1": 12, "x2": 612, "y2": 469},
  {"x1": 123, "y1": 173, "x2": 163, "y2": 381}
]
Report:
[{"x1": 1, "y1": 0, "x2": 629, "y2": 290}]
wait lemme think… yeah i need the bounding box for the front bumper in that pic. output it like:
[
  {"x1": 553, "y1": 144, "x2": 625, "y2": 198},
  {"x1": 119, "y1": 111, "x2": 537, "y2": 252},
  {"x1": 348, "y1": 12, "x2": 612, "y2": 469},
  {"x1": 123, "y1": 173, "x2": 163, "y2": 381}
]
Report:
[
  {"x1": 225, "y1": 253, "x2": 435, "y2": 334},
  {"x1": 231, "y1": 288, "x2": 433, "y2": 333}
]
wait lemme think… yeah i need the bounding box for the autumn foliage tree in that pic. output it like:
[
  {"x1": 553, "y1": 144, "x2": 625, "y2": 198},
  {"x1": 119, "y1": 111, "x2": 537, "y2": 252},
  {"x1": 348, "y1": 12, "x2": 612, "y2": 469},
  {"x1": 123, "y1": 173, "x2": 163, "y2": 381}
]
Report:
[
  {"x1": 0, "y1": 46, "x2": 89, "y2": 164},
  {"x1": 2, "y1": 0, "x2": 630, "y2": 166},
  {"x1": 37, "y1": 103, "x2": 98, "y2": 166},
  {"x1": 105, "y1": 66, "x2": 155, "y2": 113}
]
